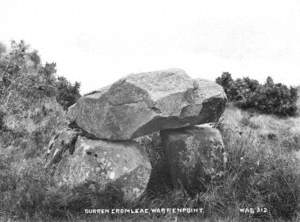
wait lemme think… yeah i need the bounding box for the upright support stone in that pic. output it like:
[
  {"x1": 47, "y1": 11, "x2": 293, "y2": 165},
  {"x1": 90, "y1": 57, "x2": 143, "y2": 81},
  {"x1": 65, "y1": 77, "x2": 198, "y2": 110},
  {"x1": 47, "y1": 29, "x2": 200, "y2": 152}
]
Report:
[
  {"x1": 161, "y1": 125, "x2": 226, "y2": 196},
  {"x1": 46, "y1": 135, "x2": 151, "y2": 203}
]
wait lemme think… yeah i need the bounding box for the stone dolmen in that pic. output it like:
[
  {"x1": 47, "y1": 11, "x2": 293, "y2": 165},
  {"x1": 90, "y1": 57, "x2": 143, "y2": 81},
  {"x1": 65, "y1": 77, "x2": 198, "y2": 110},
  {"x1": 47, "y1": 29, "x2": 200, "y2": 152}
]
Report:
[{"x1": 45, "y1": 68, "x2": 227, "y2": 203}]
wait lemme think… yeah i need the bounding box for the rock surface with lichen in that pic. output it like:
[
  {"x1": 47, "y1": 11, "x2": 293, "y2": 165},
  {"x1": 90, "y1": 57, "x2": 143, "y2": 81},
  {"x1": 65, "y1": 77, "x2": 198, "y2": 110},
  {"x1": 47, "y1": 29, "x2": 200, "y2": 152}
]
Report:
[
  {"x1": 46, "y1": 135, "x2": 151, "y2": 202},
  {"x1": 68, "y1": 68, "x2": 227, "y2": 140}
]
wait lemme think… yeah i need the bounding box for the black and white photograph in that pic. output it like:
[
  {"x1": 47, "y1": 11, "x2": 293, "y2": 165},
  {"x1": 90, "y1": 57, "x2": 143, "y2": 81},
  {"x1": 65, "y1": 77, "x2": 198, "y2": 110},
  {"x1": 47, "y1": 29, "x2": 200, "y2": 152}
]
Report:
[{"x1": 0, "y1": 0, "x2": 299, "y2": 221}]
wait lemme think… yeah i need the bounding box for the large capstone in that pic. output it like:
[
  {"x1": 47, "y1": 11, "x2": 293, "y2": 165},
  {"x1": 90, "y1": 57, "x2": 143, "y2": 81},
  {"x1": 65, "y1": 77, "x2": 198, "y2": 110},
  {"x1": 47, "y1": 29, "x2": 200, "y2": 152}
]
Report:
[
  {"x1": 161, "y1": 125, "x2": 226, "y2": 196},
  {"x1": 68, "y1": 69, "x2": 227, "y2": 140},
  {"x1": 47, "y1": 136, "x2": 151, "y2": 202}
]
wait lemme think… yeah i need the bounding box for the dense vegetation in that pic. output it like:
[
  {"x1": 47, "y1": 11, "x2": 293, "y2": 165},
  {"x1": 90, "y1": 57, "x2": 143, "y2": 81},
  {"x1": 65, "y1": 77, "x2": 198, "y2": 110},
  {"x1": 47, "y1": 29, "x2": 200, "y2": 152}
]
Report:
[
  {"x1": 0, "y1": 41, "x2": 81, "y2": 219},
  {"x1": 216, "y1": 72, "x2": 298, "y2": 116},
  {"x1": 0, "y1": 40, "x2": 81, "y2": 112}
]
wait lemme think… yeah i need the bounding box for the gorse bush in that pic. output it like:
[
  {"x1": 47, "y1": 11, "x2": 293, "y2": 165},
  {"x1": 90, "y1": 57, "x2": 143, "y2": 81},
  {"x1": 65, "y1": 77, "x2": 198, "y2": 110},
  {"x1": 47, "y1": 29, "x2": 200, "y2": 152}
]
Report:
[
  {"x1": 216, "y1": 72, "x2": 298, "y2": 116},
  {"x1": 56, "y1": 76, "x2": 81, "y2": 110},
  {"x1": 0, "y1": 40, "x2": 81, "y2": 111}
]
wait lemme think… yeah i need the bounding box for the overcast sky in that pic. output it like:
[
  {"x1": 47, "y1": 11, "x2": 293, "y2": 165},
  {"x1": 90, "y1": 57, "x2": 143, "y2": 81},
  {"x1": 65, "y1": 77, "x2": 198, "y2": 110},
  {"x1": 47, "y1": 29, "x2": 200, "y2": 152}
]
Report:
[{"x1": 1, "y1": 0, "x2": 300, "y2": 93}]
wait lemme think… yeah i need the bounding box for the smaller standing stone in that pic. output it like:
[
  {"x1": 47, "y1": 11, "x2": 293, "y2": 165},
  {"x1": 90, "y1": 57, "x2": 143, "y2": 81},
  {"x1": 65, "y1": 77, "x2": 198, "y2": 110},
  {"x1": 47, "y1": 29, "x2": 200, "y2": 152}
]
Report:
[{"x1": 161, "y1": 126, "x2": 225, "y2": 196}]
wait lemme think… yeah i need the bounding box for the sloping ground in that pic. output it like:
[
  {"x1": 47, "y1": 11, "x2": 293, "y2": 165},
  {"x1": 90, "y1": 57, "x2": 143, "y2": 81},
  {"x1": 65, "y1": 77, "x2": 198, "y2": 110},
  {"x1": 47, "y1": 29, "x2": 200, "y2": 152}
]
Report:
[
  {"x1": 221, "y1": 104, "x2": 300, "y2": 177},
  {"x1": 221, "y1": 104, "x2": 300, "y2": 151}
]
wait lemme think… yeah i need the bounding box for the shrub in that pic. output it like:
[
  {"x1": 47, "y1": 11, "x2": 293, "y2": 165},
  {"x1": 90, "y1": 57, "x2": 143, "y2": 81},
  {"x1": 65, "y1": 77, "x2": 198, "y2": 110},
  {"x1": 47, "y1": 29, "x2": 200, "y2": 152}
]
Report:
[
  {"x1": 216, "y1": 72, "x2": 238, "y2": 101},
  {"x1": 216, "y1": 73, "x2": 298, "y2": 116},
  {"x1": 249, "y1": 81, "x2": 298, "y2": 116},
  {"x1": 0, "y1": 40, "x2": 81, "y2": 111},
  {"x1": 56, "y1": 76, "x2": 81, "y2": 110}
]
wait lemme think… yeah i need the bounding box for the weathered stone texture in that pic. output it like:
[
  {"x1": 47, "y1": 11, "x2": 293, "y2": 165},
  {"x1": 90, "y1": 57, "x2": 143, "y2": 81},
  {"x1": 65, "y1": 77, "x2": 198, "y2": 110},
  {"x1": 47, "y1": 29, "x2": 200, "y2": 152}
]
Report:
[
  {"x1": 161, "y1": 125, "x2": 226, "y2": 195},
  {"x1": 68, "y1": 69, "x2": 226, "y2": 140},
  {"x1": 48, "y1": 136, "x2": 151, "y2": 202}
]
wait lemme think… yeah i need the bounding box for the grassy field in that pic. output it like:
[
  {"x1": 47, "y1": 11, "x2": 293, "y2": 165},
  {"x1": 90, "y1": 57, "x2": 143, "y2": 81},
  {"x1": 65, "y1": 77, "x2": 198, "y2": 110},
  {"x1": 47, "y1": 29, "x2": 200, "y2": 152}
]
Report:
[{"x1": 0, "y1": 105, "x2": 299, "y2": 222}]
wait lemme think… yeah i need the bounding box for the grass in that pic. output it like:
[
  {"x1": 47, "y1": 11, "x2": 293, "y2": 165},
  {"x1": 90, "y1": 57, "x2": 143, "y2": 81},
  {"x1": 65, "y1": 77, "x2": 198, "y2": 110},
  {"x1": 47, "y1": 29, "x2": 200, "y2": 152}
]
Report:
[{"x1": 0, "y1": 105, "x2": 299, "y2": 221}]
